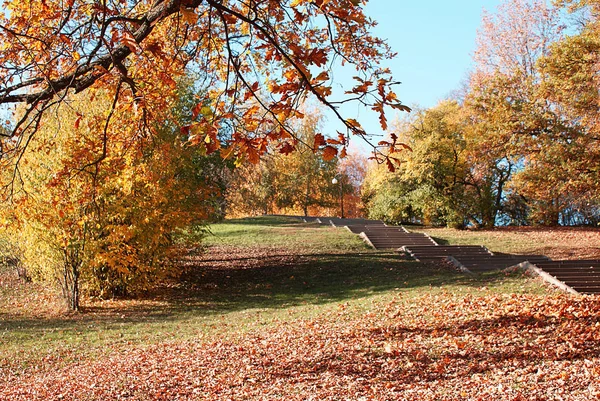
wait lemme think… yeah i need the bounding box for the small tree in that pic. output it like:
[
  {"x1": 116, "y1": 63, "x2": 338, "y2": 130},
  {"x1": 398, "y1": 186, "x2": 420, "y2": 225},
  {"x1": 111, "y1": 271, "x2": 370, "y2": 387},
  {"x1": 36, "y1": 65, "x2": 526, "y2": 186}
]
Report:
[{"x1": 1, "y1": 80, "x2": 224, "y2": 310}]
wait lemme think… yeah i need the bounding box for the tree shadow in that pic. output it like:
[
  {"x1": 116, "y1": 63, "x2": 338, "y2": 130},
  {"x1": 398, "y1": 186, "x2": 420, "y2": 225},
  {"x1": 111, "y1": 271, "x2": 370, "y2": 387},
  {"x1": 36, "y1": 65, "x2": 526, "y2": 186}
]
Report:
[
  {"x1": 0, "y1": 250, "x2": 509, "y2": 336},
  {"x1": 427, "y1": 236, "x2": 450, "y2": 245}
]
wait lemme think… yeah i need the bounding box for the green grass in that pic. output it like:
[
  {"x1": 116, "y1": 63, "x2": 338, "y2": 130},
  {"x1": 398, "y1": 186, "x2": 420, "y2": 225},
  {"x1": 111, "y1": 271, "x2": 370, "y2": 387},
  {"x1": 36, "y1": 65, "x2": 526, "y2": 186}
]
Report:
[
  {"x1": 407, "y1": 226, "x2": 526, "y2": 253},
  {"x1": 197, "y1": 216, "x2": 370, "y2": 252},
  {"x1": 0, "y1": 216, "x2": 550, "y2": 368}
]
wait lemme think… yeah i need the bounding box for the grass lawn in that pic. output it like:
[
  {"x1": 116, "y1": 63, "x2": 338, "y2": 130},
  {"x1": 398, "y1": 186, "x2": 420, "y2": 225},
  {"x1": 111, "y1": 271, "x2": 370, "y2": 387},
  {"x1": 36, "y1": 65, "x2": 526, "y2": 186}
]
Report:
[
  {"x1": 408, "y1": 225, "x2": 600, "y2": 259},
  {"x1": 1, "y1": 216, "x2": 599, "y2": 400}
]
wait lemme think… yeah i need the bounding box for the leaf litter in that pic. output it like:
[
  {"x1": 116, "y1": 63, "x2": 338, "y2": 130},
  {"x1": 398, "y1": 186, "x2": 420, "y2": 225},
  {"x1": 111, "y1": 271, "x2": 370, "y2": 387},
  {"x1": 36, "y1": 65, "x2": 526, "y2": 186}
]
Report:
[{"x1": 2, "y1": 292, "x2": 599, "y2": 400}]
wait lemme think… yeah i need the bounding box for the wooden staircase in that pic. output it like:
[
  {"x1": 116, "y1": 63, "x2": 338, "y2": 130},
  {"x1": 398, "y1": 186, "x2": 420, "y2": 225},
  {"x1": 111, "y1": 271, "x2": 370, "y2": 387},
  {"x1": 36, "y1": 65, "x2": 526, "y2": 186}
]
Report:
[
  {"x1": 529, "y1": 260, "x2": 600, "y2": 295},
  {"x1": 294, "y1": 215, "x2": 600, "y2": 296}
]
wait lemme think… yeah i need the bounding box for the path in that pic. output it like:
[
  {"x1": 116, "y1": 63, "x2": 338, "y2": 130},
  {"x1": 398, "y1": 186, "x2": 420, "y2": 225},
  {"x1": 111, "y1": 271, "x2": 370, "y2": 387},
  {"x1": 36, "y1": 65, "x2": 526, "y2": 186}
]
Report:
[{"x1": 298, "y1": 216, "x2": 600, "y2": 296}]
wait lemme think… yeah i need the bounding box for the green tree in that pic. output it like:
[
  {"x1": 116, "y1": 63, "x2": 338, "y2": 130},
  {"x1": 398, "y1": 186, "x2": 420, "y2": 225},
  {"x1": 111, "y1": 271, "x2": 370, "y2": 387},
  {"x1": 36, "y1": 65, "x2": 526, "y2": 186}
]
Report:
[{"x1": 363, "y1": 100, "x2": 515, "y2": 228}]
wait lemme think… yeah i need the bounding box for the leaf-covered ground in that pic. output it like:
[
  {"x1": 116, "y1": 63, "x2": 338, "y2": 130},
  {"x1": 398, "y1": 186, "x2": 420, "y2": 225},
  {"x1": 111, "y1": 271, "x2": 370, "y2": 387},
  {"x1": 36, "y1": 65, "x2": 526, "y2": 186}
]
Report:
[
  {"x1": 2, "y1": 218, "x2": 600, "y2": 400},
  {"x1": 2, "y1": 293, "x2": 599, "y2": 400}
]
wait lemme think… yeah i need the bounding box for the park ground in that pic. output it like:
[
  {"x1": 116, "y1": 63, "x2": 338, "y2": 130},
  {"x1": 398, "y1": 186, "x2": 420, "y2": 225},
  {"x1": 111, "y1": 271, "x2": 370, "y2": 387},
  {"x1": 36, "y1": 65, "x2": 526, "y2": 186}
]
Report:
[{"x1": 1, "y1": 217, "x2": 600, "y2": 400}]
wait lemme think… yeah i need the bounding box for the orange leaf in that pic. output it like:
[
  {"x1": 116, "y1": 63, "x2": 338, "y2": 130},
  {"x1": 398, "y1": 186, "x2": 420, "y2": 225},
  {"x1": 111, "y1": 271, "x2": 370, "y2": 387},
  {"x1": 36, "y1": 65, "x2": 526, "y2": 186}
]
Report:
[
  {"x1": 220, "y1": 146, "x2": 236, "y2": 160},
  {"x1": 322, "y1": 146, "x2": 338, "y2": 161},
  {"x1": 279, "y1": 142, "x2": 295, "y2": 155},
  {"x1": 313, "y1": 133, "x2": 326, "y2": 151},
  {"x1": 346, "y1": 118, "x2": 362, "y2": 129},
  {"x1": 180, "y1": 7, "x2": 198, "y2": 24},
  {"x1": 192, "y1": 103, "x2": 203, "y2": 119},
  {"x1": 386, "y1": 158, "x2": 396, "y2": 172},
  {"x1": 74, "y1": 114, "x2": 82, "y2": 130},
  {"x1": 121, "y1": 33, "x2": 140, "y2": 53},
  {"x1": 247, "y1": 147, "x2": 260, "y2": 164},
  {"x1": 399, "y1": 143, "x2": 413, "y2": 151},
  {"x1": 314, "y1": 71, "x2": 329, "y2": 82}
]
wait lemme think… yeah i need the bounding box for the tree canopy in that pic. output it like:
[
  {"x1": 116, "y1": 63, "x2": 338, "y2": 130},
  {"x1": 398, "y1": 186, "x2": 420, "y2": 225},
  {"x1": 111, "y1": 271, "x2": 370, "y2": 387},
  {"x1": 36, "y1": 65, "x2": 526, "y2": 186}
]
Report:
[
  {"x1": 362, "y1": 0, "x2": 600, "y2": 228},
  {"x1": 0, "y1": 0, "x2": 410, "y2": 171}
]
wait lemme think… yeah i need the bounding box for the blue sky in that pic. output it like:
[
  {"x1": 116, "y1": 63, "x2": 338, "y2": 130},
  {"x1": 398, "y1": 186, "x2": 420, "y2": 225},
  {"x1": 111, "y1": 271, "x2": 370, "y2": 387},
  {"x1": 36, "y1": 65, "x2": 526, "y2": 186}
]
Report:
[
  {"x1": 331, "y1": 0, "x2": 503, "y2": 152},
  {"x1": 364, "y1": 1, "x2": 502, "y2": 108}
]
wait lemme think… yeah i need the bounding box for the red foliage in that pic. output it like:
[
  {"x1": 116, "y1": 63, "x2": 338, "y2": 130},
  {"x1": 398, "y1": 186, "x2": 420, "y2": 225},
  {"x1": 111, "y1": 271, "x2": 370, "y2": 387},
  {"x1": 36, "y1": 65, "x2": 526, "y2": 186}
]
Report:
[{"x1": 2, "y1": 293, "x2": 599, "y2": 400}]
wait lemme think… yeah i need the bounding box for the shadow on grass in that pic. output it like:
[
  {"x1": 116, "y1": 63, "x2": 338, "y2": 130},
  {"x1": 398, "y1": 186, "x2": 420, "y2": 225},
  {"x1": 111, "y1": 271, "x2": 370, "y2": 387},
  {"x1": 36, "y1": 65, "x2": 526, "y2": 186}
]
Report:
[
  {"x1": 0, "y1": 250, "x2": 516, "y2": 336},
  {"x1": 428, "y1": 236, "x2": 450, "y2": 246},
  {"x1": 213, "y1": 215, "x2": 305, "y2": 227}
]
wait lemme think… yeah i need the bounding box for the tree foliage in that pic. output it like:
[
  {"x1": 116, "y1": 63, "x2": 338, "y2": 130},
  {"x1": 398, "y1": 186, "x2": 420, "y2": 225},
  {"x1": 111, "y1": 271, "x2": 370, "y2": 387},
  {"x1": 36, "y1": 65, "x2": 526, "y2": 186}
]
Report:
[
  {"x1": 363, "y1": 0, "x2": 600, "y2": 228},
  {"x1": 363, "y1": 101, "x2": 513, "y2": 228},
  {"x1": 227, "y1": 107, "x2": 362, "y2": 217},
  {"x1": 1, "y1": 0, "x2": 413, "y2": 309},
  {"x1": 0, "y1": 0, "x2": 410, "y2": 170},
  {"x1": 0, "y1": 80, "x2": 224, "y2": 310}
]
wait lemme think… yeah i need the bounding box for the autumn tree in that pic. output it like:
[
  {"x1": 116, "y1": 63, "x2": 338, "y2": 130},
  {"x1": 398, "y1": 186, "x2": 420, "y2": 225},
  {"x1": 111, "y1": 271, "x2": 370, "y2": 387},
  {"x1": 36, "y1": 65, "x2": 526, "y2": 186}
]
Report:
[
  {"x1": 337, "y1": 152, "x2": 368, "y2": 218},
  {"x1": 363, "y1": 0, "x2": 600, "y2": 228},
  {"x1": 226, "y1": 155, "x2": 278, "y2": 216},
  {"x1": 468, "y1": 0, "x2": 565, "y2": 157},
  {"x1": 227, "y1": 107, "x2": 343, "y2": 217},
  {"x1": 361, "y1": 161, "x2": 420, "y2": 224},
  {"x1": 0, "y1": 79, "x2": 224, "y2": 310},
  {"x1": 0, "y1": 0, "x2": 409, "y2": 173},
  {"x1": 527, "y1": 0, "x2": 600, "y2": 224},
  {"x1": 272, "y1": 109, "x2": 341, "y2": 216},
  {"x1": 0, "y1": 0, "x2": 413, "y2": 310},
  {"x1": 464, "y1": 0, "x2": 580, "y2": 225},
  {"x1": 362, "y1": 100, "x2": 517, "y2": 228},
  {"x1": 362, "y1": 102, "x2": 467, "y2": 226}
]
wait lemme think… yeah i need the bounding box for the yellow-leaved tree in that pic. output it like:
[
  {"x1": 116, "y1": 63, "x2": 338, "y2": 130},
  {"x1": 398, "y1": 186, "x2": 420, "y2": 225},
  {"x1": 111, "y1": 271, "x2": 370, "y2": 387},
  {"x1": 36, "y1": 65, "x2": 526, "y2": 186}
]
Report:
[{"x1": 1, "y1": 81, "x2": 223, "y2": 310}]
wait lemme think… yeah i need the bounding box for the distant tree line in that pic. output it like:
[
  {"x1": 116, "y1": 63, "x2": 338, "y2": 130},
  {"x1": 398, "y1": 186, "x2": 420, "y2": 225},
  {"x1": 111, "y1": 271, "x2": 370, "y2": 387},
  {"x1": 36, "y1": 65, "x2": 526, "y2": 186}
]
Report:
[
  {"x1": 362, "y1": 0, "x2": 600, "y2": 228},
  {"x1": 226, "y1": 108, "x2": 367, "y2": 219}
]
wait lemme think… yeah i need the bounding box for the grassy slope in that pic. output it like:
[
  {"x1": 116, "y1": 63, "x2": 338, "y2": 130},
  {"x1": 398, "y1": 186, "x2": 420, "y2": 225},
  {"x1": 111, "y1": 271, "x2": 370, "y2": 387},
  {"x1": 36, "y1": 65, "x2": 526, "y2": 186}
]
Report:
[
  {"x1": 1, "y1": 217, "x2": 543, "y2": 363},
  {"x1": 2, "y1": 217, "x2": 598, "y2": 400},
  {"x1": 409, "y1": 225, "x2": 600, "y2": 260}
]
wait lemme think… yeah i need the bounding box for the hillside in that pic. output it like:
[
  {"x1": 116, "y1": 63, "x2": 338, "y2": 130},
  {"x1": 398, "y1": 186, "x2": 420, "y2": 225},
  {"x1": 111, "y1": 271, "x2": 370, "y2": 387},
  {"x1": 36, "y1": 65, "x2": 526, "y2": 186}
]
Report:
[
  {"x1": 1, "y1": 217, "x2": 599, "y2": 400},
  {"x1": 410, "y1": 226, "x2": 600, "y2": 260}
]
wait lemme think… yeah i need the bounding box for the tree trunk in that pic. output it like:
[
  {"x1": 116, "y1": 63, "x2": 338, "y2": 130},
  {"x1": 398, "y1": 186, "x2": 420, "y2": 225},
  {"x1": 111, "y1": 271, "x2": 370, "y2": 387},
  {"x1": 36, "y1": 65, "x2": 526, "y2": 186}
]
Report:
[
  {"x1": 304, "y1": 173, "x2": 311, "y2": 217},
  {"x1": 60, "y1": 248, "x2": 82, "y2": 312}
]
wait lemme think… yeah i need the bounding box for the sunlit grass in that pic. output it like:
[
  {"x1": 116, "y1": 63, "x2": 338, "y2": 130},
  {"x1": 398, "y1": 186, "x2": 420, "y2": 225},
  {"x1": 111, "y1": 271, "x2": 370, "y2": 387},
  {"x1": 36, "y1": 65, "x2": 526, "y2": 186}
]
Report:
[
  {"x1": 407, "y1": 226, "x2": 534, "y2": 253},
  {"x1": 0, "y1": 217, "x2": 551, "y2": 369},
  {"x1": 407, "y1": 225, "x2": 600, "y2": 259},
  {"x1": 197, "y1": 216, "x2": 371, "y2": 252}
]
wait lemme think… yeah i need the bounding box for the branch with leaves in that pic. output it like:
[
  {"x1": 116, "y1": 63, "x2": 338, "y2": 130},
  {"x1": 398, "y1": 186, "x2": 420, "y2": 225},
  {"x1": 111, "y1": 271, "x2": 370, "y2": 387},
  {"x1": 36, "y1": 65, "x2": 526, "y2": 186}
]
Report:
[{"x1": 0, "y1": 0, "x2": 410, "y2": 169}]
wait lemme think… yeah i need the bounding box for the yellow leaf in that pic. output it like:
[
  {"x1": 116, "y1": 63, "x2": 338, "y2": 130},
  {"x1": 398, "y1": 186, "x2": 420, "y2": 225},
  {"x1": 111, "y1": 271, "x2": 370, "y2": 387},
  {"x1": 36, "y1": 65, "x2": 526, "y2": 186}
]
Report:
[{"x1": 180, "y1": 7, "x2": 198, "y2": 24}]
